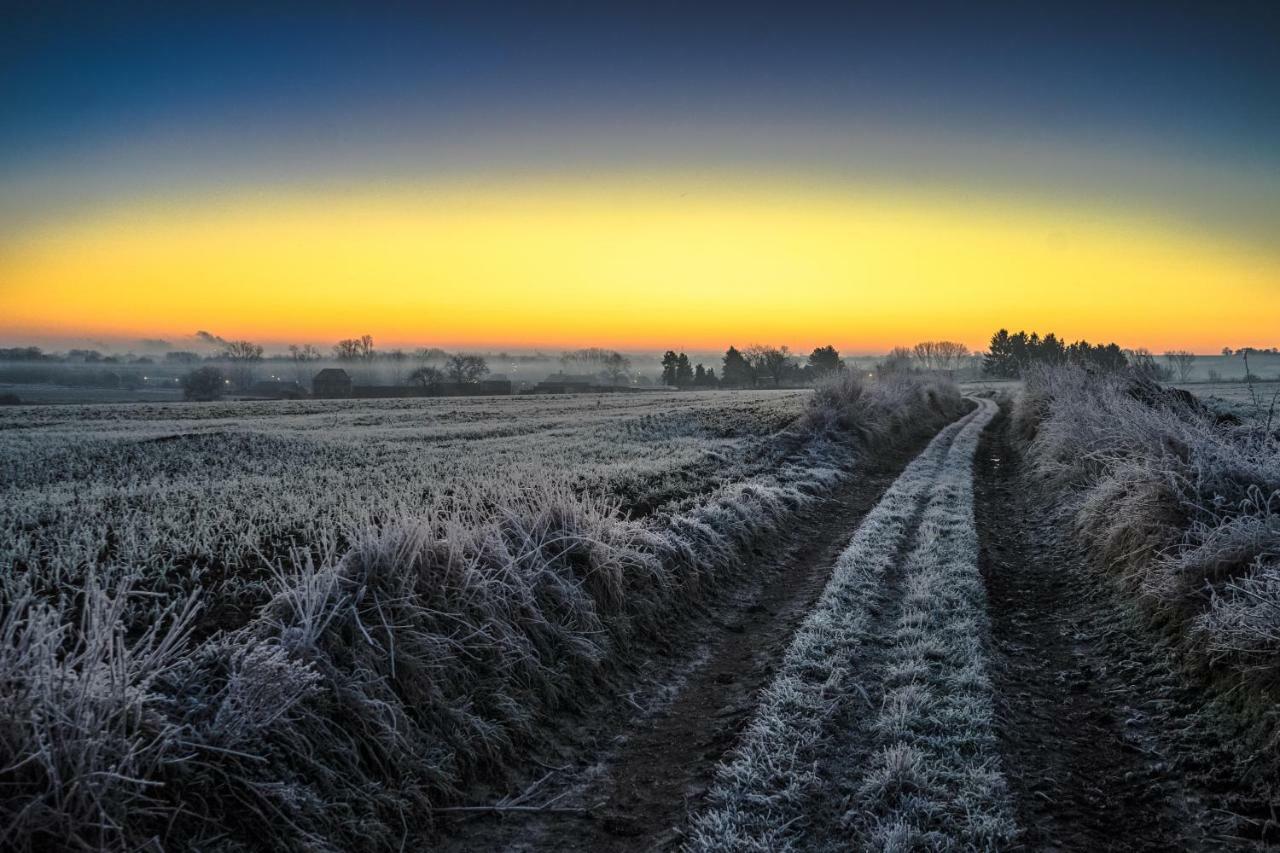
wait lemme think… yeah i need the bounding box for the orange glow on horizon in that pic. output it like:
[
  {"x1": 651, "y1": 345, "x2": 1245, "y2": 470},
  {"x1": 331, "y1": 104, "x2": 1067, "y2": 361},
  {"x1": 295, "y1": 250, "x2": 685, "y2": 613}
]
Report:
[{"x1": 2, "y1": 178, "x2": 1278, "y2": 354}]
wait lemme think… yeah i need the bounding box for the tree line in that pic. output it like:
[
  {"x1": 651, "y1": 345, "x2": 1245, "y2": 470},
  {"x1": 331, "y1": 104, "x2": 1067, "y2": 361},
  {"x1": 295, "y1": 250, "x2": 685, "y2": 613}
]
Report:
[
  {"x1": 982, "y1": 328, "x2": 1204, "y2": 382},
  {"x1": 656, "y1": 344, "x2": 847, "y2": 388}
]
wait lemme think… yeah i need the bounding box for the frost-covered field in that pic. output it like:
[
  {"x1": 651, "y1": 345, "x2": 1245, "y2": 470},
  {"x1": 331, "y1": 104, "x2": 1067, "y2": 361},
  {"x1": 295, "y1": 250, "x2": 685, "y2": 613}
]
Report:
[
  {"x1": 1175, "y1": 380, "x2": 1280, "y2": 425},
  {"x1": 2, "y1": 391, "x2": 806, "y2": 627},
  {"x1": 1, "y1": 379, "x2": 965, "y2": 852}
]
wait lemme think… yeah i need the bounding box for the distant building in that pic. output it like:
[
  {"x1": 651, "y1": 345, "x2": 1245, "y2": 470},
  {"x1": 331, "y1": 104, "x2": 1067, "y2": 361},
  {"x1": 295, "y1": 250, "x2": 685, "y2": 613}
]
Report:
[
  {"x1": 344, "y1": 379, "x2": 515, "y2": 399},
  {"x1": 532, "y1": 372, "x2": 597, "y2": 394},
  {"x1": 476, "y1": 378, "x2": 513, "y2": 396},
  {"x1": 249, "y1": 379, "x2": 306, "y2": 399},
  {"x1": 312, "y1": 368, "x2": 353, "y2": 398}
]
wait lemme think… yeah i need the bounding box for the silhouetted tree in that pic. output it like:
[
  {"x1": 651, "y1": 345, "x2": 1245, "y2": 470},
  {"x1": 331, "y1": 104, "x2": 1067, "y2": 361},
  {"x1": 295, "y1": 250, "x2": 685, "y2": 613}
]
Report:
[
  {"x1": 286, "y1": 344, "x2": 322, "y2": 385},
  {"x1": 1128, "y1": 348, "x2": 1173, "y2": 382},
  {"x1": 675, "y1": 353, "x2": 694, "y2": 387},
  {"x1": 222, "y1": 340, "x2": 263, "y2": 389},
  {"x1": 0, "y1": 347, "x2": 45, "y2": 361},
  {"x1": 661, "y1": 351, "x2": 680, "y2": 386},
  {"x1": 415, "y1": 347, "x2": 449, "y2": 363},
  {"x1": 180, "y1": 366, "x2": 226, "y2": 401},
  {"x1": 222, "y1": 341, "x2": 263, "y2": 362},
  {"x1": 721, "y1": 346, "x2": 752, "y2": 387},
  {"x1": 386, "y1": 348, "x2": 409, "y2": 383},
  {"x1": 409, "y1": 365, "x2": 446, "y2": 390},
  {"x1": 913, "y1": 341, "x2": 971, "y2": 373},
  {"x1": 808, "y1": 345, "x2": 843, "y2": 376},
  {"x1": 446, "y1": 354, "x2": 489, "y2": 384},
  {"x1": 878, "y1": 346, "x2": 915, "y2": 376},
  {"x1": 333, "y1": 339, "x2": 363, "y2": 360},
  {"x1": 986, "y1": 328, "x2": 1129, "y2": 377},
  {"x1": 603, "y1": 352, "x2": 631, "y2": 386},
  {"x1": 1164, "y1": 350, "x2": 1196, "y2": 383},
  {"x1": 744, "y1": 345, "x2": 791, "y2": 387}
]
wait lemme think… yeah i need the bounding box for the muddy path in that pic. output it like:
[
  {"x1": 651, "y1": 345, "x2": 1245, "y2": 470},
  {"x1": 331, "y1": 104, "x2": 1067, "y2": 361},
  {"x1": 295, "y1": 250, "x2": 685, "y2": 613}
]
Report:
[
  {"x1": 431, "y1": 421, "x2": 959, "y2": 852},
  {"x1": 975, "y1": 403, "x2": 1276, "y2": 851}
]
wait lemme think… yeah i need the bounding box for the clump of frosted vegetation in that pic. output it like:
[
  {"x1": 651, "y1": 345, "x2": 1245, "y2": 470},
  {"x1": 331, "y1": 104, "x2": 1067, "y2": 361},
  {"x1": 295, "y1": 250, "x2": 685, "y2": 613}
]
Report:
[
  {"x1": 1017, "y1": 365, "x2": 1280, "y2": 727},
  {"x1": 690, "y1": 398, "x2": 1014, "y2": 851},
  {"x1": 1, "y1": 381, "x2": 962, "y2": 851}
]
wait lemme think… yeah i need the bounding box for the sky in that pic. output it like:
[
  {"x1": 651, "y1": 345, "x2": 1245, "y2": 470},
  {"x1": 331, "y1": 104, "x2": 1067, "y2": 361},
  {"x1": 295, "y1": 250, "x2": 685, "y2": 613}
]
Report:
[{"x1": 2, "y1": 2, "x2": 1279, "y2": 354}]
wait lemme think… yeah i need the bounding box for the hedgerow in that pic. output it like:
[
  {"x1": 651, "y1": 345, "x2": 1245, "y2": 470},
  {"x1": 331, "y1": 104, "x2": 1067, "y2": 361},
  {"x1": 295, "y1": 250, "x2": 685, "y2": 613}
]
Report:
[{"x1": 1016, "y1": 365, "x2": 1280, "y2": 736}]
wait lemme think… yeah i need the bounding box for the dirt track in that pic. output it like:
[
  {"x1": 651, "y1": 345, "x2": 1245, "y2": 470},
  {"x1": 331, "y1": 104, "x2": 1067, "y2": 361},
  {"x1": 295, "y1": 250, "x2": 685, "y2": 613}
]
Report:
[
  {"x1": 433, "y1": 419, "x2": 951, "y2": 851},
  {"x1": 976, "y1": 403, "x2": 1276, "y2": 851},
  {"x1": 435, "y1": 399, "x2": 1277, "y2": 851}
]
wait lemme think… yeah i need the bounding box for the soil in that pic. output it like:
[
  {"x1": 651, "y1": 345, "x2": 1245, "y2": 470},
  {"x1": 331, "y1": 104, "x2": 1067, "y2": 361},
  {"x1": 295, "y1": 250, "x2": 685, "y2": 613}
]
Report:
[
  {"x1": 430, "y1": 421, "x2": 954, "y2": 852},
  {"x1": 432, "y1": 401, "x2": 1279, "y2": 852},
  {"x1": 975, "y1": 402, "x2": 1277, "y2": 851}
]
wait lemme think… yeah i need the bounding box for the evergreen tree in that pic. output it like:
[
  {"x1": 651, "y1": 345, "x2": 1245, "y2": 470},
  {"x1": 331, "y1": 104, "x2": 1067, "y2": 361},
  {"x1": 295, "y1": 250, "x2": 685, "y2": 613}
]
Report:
[
  {"x1": 675, "y1": 352, "x2": 694, "y2": 387},
  {"x1": 722, "y1": 346, "x2": 752, "y2": 387},
  {"x1": 661, "y1": 350, "x2": 679, "y2": 386},
  {"x1": 808, "y1": 345, "x2": 843, "y2": 375}
]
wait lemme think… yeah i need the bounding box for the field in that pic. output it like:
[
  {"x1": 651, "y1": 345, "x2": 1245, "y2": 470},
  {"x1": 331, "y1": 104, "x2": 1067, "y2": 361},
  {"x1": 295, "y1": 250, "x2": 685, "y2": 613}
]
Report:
[
  {"x1": 1174, "y1": 379, "x2": 1280, "y2": 426},
  {"x1": 3, "y1": 374, "x2": 1278, "y2": 851}
]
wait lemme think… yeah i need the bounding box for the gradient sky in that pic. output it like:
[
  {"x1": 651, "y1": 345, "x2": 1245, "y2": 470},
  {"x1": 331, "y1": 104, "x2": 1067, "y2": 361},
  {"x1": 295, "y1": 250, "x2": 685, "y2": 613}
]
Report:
[{"x1": 3, "y1": 2, "x2": 1279, "y2": 353}]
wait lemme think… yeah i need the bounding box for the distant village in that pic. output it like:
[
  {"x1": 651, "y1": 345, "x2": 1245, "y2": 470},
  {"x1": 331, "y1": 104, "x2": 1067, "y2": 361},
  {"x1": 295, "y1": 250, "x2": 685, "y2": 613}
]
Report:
[{"x1": 1, "y1": 333, "x2": 1270, "y2": 406}]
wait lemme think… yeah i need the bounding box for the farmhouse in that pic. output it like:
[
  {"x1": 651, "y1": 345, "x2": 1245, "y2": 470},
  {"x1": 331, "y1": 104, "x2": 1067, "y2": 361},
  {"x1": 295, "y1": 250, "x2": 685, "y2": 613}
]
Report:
[{"x1": 312, "y1": 368, "x2": 353, "y2": 398}]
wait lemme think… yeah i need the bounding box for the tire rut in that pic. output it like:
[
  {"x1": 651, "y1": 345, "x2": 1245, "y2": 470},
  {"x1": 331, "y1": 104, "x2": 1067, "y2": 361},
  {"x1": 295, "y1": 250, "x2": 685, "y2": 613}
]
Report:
[
  {"x1": 685, "y1": 398, "x2": 1004, "y2": 851},
  {"x1": 431, "y1": 423, "x2": 956, "y2": 852},
  {"x1": 976, "y1": 402, "x2": 1271, "y2": 851}
]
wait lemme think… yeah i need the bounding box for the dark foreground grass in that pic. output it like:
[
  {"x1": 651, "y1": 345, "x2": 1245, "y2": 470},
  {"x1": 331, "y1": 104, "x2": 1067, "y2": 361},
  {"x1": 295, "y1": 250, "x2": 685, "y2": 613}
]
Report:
[
  {"x1": 1, "y1": 375, "x2": 962, "y2": 852},
  {"x1": 1016, "y1": 365, "x2": 1280, "y2": 752}
]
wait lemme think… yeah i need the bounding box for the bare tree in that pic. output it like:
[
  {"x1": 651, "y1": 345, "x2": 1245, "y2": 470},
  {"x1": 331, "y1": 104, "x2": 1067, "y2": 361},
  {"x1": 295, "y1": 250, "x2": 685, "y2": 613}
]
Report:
[
  {"x1": 409, "y1": 365, "x2": 446, "y2": 391},
  {"x1": 222, "y1": 340, "x2": 263, "y2": 389},
  {"x1": 934, "y1": 341, "x2": 969, "y2": 373},
  {"x1": 743, "y1": 345, "x2": 792, "y2": 387},
  {"x1": 560, "y1": 348, "x2": 614, "y2": 369},
  {"x1": 222, "y1": 340, "x2": 263, "y2": 361},
  {"x1": 288, "y1": 344, "x2": 321, "y2": 383},
  {"x1": 912, "y1": 341, "x2": 939, "y2": 370},
  {"x1": 1164, "y1": 350, "x2": 1196, "y2": 383},
  {"x1": 602, "y1": 352, "x2": 631, "y2": 386},
  {"x1": 333, "y1": 336, "x2": 374, "y2": 360},
  {"x1": 333, "y1": 338, "x2": 362, "y2": 360},
  {"x1": 1128, "y1": 348, "x2": 1172, "y2": 382},
  {"x1": 415, "y1": 347, "x2": 448, "y2": 363},
  {"x1": 911, "y1": 341, "x2": 968, "y2": 373},
  {"x1": 446, "y1": 354, "x2": 489, "y2": 384},
  {"x1": 878, "y1": 346, "x2": 915, "y2": 375},
  {"x1": 386, "y1": 348, "x2": 409, "y2": 384}
]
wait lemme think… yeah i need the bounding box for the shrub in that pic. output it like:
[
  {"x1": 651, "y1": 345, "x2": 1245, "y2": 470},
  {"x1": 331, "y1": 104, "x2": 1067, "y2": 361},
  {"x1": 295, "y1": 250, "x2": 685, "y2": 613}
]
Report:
[{"x1": 181, "y1": 366, "x2": 228, "y2": 401}]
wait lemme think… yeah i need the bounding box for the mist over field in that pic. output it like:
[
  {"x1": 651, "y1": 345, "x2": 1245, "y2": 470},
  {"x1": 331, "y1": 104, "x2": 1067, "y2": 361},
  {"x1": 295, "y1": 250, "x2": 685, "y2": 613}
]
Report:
[{"x1": 3, "y1": 4, "x2": 1280, "y2": 852}]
